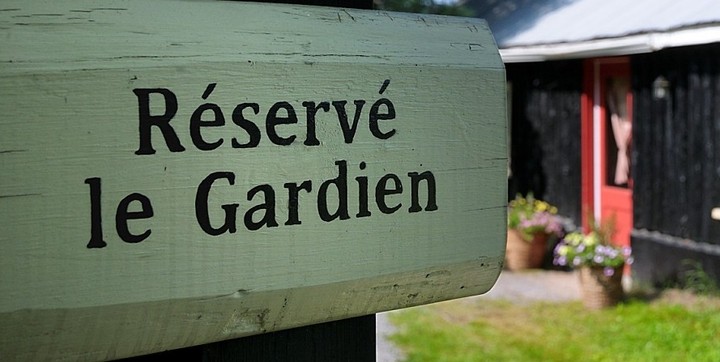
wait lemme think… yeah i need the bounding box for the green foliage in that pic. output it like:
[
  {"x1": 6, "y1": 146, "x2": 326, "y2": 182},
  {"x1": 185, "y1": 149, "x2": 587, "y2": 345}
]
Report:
[
  {"x1": 680, "y1": 260, "x2": 719, "y2": 296},
  {"x1": 554, "y1": 214, "x2": 631, "y2": 273},
  {"x1": 390, "y1": 299, "x2": 720, "y2": 362},
  {"x1": 376, "y1": 0, "x2": 475, "y2": 17},
  {"x1": 508, "y1": 193, "x2": 563, "y2": 240},
  {"x1": 554, "y1": 233, "x2": 632, "y2": 271}
]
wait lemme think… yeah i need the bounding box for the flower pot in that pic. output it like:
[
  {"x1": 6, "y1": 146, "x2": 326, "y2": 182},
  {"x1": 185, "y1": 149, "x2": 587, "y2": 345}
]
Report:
[
  {"x1": 505, "y1": 229, "x2": 548, "y2": 270},
  {"x1": 578, "y1": 266, "x2": 624, "y2": 310}
]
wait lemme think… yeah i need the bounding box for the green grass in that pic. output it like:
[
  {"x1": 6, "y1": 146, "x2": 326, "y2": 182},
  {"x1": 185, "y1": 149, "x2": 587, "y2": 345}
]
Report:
[{"x1": 389, "y1": 296, "x2": 720, "y2": 362}]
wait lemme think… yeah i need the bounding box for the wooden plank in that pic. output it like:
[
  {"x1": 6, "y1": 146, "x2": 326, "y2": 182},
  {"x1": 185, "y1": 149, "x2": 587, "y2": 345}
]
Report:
[
  {"x1": 156, "y1": 1, "x2": 377, "y2": 361},
  {"x1": 0, "y1": 1, "x2": 507, "y2": 360}
]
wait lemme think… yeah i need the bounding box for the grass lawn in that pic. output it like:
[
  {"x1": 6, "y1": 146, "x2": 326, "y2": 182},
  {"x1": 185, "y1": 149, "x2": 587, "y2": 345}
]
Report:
[{"x1": 389, "y1": 291, "x2": 720, "y2": 362}]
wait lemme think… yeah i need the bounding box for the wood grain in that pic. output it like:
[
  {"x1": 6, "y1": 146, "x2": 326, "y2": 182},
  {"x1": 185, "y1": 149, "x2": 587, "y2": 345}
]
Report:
[{"x1": 0, "y1": 1, "x2": 506, "y2": 360}]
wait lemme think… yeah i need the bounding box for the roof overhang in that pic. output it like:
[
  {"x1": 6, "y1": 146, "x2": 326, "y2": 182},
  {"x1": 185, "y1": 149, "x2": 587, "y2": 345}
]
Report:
[{"x1": 500, "y1": 25, "x2": 720, "y2": 63}]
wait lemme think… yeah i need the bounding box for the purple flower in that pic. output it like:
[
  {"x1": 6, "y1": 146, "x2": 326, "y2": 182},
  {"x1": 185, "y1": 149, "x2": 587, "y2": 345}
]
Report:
[
  {"x1": 555, "y1": 256, "x2": 567, "y2": 266},
  {"x1": 595, "y1": 245, "x2": 607, "y2": 255},
  {"x1": 593, "y1": 255, "x2": 604, "y2": 264},
  {"x1": 573, "y1": 257, "x2": 582, "y2": 266},
  {"x1": 622, "y1": 247, "x2": 632, "y2": 257},
  {"x1": 603, "y1": 267, "x2": 615, "y2": 277}
]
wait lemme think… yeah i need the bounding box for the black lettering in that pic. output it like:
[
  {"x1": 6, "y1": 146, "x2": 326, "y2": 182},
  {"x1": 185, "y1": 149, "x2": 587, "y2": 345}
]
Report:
[
  {"x1": 355, "y1": 161, "x2": 371, "y2": 218},
  {"x1": 195, "y1": 172, "x2": 238, "y2": 236},
  {"x1": 133, "y1": 88, "x2": 185, "y2": 155},
  {"x1": 369, "y1": 98, "x2": 396, "y2": 139},
  {"x1": 376, "y1": 174, "x2": 402, "y2": 214},
  {"x1": 245, "y1": 184, "x2": 279, "y2": 230},
  {"x1": 303, "y1": 101, "x2": 330, "y2": 146},
  {"x1": 378, "y1": 79, "x2": 391, "y2": 95},
  {"x1": 317, "y1": 160, "x2": 350, "y2": 222},
  {"x1": 190, "y1": 83, "x2": 224, "y2": 151},
  {"x1": 115, "y1": 193, "x2": 154, "y2": 243},
  {"x1": 332, "y1": 100, "x2": 366, "y2": 143},
  {"x1": 284, "y1": 180, "x2": 312, "y2": 225},
  {"x1": 266, "y1": 101, "x2": 297, "y2": 146},
  {"x1": 232, "y1": 103, "x2": 262, "y2": 148},
  {"x1": 85, "y1": 177, "x2": 107, "y2": 249},
  {"x1": 408, "y1": 171, "x2": 438, "y2": 212}
]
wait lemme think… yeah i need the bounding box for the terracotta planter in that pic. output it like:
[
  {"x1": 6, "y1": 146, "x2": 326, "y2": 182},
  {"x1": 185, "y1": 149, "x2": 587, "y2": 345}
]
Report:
[
  {"x1": 578, "y1": 266, "x2": 624, "y2": 310},
  {"x1": 505, "y1": 229, "x2": 548, "y2": 270}
]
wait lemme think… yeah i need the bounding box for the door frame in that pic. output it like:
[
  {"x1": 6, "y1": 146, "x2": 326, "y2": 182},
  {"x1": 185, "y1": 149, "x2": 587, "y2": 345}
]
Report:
[{"x1": 581, "y1": 57, "x2": 633, "y2": 243}]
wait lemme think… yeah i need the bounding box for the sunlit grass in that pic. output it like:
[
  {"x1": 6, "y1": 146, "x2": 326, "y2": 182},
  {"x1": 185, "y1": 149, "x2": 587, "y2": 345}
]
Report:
[{"x1": 389, "y1": 294, "x2": 720, "y2": 362}]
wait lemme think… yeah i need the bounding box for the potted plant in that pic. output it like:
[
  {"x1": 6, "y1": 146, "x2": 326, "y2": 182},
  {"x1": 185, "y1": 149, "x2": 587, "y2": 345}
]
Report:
[
  {"x1": 553, "y1": 218, "x2": 633, "y2": 309},
  {"x1": 505, "y1": 194, "x2": 563, "y2": 270}
]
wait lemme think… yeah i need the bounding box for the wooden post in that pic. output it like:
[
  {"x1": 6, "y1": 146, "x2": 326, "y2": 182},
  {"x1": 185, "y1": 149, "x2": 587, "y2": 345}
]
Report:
[{"x1": 120, "y1": 316, "x2": 375, "y2": 361}]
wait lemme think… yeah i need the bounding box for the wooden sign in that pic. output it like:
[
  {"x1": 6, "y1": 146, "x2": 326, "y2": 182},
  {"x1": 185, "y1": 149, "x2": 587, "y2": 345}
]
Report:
[{"x1": 0, "y1": 1, "x2": 506, "y2": 360}]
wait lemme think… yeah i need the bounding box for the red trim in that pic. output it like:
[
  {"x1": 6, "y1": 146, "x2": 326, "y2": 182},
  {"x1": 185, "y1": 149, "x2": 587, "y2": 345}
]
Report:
[
  {"x1": 581, "y1": 57, "x2": 633, "y2": 246},
  {"x1": 580, "y1": 59, "x2": 594, "y2": 231},
  {"x1": 598, "y1": 60, "x2": 633, "y2": 248}
]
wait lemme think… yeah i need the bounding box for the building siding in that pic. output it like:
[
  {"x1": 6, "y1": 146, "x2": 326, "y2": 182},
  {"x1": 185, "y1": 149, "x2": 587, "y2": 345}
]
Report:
[
  {"x1": 632, "y1": 44, "x2": 720, "y2": 245},
  {"x1": 507, "y1": 60, "x2": 583, "y2": 225}
]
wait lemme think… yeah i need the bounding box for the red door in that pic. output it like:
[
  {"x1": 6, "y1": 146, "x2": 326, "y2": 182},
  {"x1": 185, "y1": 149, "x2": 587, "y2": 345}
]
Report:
[{"x1": 582, "y1": 58, "x2": 633, "y2": 248}]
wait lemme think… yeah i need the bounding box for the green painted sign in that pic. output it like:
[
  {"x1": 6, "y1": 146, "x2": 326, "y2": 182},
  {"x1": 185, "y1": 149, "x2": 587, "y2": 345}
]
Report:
[{"x1": 0, "y1": 1, "x2": 506, "y2": 360}]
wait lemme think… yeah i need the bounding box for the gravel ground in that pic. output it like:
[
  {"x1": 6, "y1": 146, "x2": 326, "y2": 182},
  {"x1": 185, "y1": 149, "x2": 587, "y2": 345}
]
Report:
[{"x1": 376, "y1": 270, "x2": 582, "y2": 361}]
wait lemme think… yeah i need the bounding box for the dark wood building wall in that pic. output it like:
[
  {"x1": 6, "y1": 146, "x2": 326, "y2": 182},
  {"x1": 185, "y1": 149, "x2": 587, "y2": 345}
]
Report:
[
  {"x1": 507, "y1": 60, "x2": 583, "y2": 225},
  {"x1": 632, "y1": 44, "x2": 720, "y2": 245}
]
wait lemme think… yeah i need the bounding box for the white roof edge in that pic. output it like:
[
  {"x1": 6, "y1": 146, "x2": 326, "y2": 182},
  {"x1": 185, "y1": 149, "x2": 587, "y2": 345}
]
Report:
[{"x1": 499, "y1": 25, "x2": 720, "y2": 63}]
